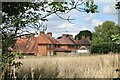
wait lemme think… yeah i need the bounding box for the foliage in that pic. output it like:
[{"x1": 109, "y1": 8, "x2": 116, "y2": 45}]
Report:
[
  {"x1": 115, "y1": 1, "x2": 120, "y2": 9},
  {"x1": 91, "y1": 21, "x2": 120, "y2": 53},
  {"x1": 111, "y1": 34, "x2": 120, "y2": 44},
  {"x1": 75, "y1": 30, "x2": 92, "y2": 40},
  {"x1": 92, "y1": 21, "x2": 120, "y2": 44},
  {"x1": 1, "y1": 1, "x2": 98, "y2": 79},
  {"x1": 91, "y1": 42, "x2": 120, "y2": 53}
]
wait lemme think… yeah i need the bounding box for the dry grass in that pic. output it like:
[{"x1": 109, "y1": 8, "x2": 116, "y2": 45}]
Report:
[{"x1": 15, "y1": 53, "x2": 119, "y2": 78}]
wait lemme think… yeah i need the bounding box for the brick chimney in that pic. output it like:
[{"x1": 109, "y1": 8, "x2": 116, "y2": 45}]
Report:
[
  {"x1": 31, "y1": 33, "x2": 35, "y2": 37},
  {"x1": 40, "y1": 31, "x2": 44, "y2": 35},
  {"x1": 75, "y1": 36, "x2": 79, "y2": 43},
  {"x1": 21, "y1": 35, "x2": 27, "y2": 38},
  {"x1": 68, "y1": 34, "x2": 73, "y2": 38},
  {"x1": 62, "y1": 34, "x2": 66, "y2": 37},
  {"x1": 47, "y1": 32, "x2": 52, "y2": 37},
  {"x1": 75, "y1": 36, "x2": 78, "y2": 41}
]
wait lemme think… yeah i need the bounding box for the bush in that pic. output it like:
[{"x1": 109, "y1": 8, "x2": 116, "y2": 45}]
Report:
[{"x1": 91, "y1": 42, "x2": 120, "y2": 54}]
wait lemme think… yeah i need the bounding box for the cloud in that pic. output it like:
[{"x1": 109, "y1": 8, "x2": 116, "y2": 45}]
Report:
[
  {"x1": 103, "y1": 5, "x2": 117, "y2": 15},
  {"x1": 92, "y1": 19, "x2": 103, "y2": 26},
  {"x1": 85, "y1": 13, "x2": 95, "y2": 21},
  {"x1": 55, "y1": 23, "x2": 75, "y2": 29},
  {"x1": 80, "y1": 25, "x2": 90, "y2": 30}
]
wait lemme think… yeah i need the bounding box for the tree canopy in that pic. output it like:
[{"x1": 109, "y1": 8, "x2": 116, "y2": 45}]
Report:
[
  {"x1": 92, "y1": 21, "x2": 120, "y2": 44},
  {"x1": 75, "y1": 30, "x2": 92, "y2": 40},
  {"x1": 91, "y1": 21, "x2": 120, "y2": 53}
]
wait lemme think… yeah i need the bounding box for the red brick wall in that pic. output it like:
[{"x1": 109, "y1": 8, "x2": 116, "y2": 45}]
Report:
[{"x1": 37, "y1": 44, "x2": 48, "y2": 56}]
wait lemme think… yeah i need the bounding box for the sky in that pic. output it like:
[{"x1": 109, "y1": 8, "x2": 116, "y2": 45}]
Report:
[{"x1": 34, "y1": 0, "x2": 118, "y2": 38}]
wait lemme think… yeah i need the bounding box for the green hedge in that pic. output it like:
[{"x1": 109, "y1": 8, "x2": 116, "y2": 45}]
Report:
[{"x1": 91, "y1": 42, "x2": 120, "y2": 54}]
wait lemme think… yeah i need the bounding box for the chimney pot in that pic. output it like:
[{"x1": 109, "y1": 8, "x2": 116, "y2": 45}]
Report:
[
  {"x1": 69, "y1": 34, "x2": 73, "y2": 38},
  {"x1": 47, "y1": 32, "x2": 52, "y2": 37},
  {"x1": 21, "y1": 35, "x2": 27, "y2": 38},
  {"x1": 62, "y1": 34, "x2": 66, "y2": 37},
  {"x1": 31, "y1": 33, "x2": 35, "y2": 37},
  {"x1": 40, "y1": 31, "x2": 44, "y2": 35},
  {"x1": 75, "y1": 36, "x2": 78, "y2": 40}
]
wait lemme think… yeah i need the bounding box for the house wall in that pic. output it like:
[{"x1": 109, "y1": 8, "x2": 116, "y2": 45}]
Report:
[
  {"x1": 47, "y1": 47, "x2": 55, "y2": 56},
  {"x1": 60, "y1": 45, "x2": 77, "y2": 51},
  {"x1": 37, "y1": 44, "x2": 48, "y2": 56},
  {"x1": 37, "y1": 44, "x2": 59, "y2": 56},
  {"x1": 61, "y1": 45, "x2": 68, "y2": 50},
  {"x1": 68, "y1": 46, "x2": 76, "y2": 51}
]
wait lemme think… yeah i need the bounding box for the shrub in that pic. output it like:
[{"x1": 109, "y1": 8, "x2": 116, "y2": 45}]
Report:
[{"x1": 91, "y1": 42, "x2": 120, "y2": 54}]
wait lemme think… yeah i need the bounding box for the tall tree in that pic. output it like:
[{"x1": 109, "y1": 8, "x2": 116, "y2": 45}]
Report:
[{"x1": 92, "y1": 21, "x2": 120, "y2": 44}]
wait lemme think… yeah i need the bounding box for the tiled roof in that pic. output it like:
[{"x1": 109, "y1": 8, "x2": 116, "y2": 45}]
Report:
[
  {"x1": 79, "y1": 38, "x2": 91, "y2": 45},
  {"x1": 37, "y1": 34, "x2": 59, "y2": 44},
  {"x1": 24, "y1": 37, "x2": 38, "y2": 54},
  {"x1": 13, "y1": 37, "x2": 28, "y2": 53},
  {"x1": 57, "y1": 34, "x2": 78, "y2": 45},
  {"x1": 45, "y1": 34, "x2": 59, "y2": 44},
  {"x1": 37, "y1": 34, "x2": 51, "y2": 44}
]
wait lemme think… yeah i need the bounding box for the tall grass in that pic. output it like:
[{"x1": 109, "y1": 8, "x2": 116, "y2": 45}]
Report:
[{"x1": 15, "y1": 53, "x2": 119, "y2": 78}]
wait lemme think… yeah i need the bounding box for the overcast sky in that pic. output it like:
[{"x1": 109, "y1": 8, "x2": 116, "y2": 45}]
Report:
[{"x1": 32, "y1": 0, "x2": 118, "y2": 38}]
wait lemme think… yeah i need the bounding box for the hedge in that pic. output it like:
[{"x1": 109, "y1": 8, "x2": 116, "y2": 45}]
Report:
[{"x1": 91, "y1": 42, "x2": 120, "y2": 54}]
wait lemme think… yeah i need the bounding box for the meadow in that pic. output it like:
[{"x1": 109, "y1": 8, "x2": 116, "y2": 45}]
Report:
[{"x1": 15, "y1": 53, "x2": 119, "y2": 79}]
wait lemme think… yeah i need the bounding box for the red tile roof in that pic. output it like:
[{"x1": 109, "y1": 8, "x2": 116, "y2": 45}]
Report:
[
  {"x1": 13, "y1": 37, "x2": 28, "y2": 53},
  {"x1": 57, "y1": 34, "x2": 78, "y2": 45},
  {"x1": 24, "y1": 37, "x2": 38, "y2": 54},
  {"x1": 37, "y1": 34, "x2": 59, "y2": 44},
  {"x1": 79, "y1": 38, "x2": 91, "y2": 45}
]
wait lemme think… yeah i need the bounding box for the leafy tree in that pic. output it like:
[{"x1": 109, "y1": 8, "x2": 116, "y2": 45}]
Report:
[
  {"x1": 92, "y1": 21, "x2": 120, "y2": 44},
  {"x1": 111, "y1": 34, "x2": 120, "y2": 45},
  {"x1": 1, "y1": 1, "x2": 98, "y2": 79},
  {"x1": 91, "y1": 42, "x2": 120, "y2": 54},
  {"x1": 91, "y1": 21, "x2": 120, "y2": 53},
  {"x1": 75, "y1": 30, "x2": 92, "y2": 40}
]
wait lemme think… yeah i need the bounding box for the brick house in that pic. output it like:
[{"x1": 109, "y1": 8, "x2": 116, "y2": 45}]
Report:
[
  {"x1": 56, "y1": 34, "x2": 79, "y2": 51},
  {"x1": 14, "y1": 31, "x2": 71, "y2": 56},
  {"x1": 13, "y1": 32, "x2": 91, "y2": 56}
]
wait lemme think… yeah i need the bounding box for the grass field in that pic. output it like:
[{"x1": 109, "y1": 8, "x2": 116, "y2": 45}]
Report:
[{"x1": 15, "y1": 53, "x2": 119, "y2": 78}]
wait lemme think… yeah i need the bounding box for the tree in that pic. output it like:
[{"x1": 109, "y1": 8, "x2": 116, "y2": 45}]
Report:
[
  {"x1": 92, "y1": 21, "x2": 120, "y2": 44},
  {"x1": 91, "y1": 42, "x2": 120, "y2": 54},
  {"x1": 1, "y1": 1, "x2": 98, "y2": 79},
  {"x1": 75, "y1": 30, "x2": 92, "y2": 40},
  {"x1": 91, "y1": 21, "x2": 120, "y2": 53},
  {"x1": 111, "y1": 34, "x2": 120, "y2": 45}
]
